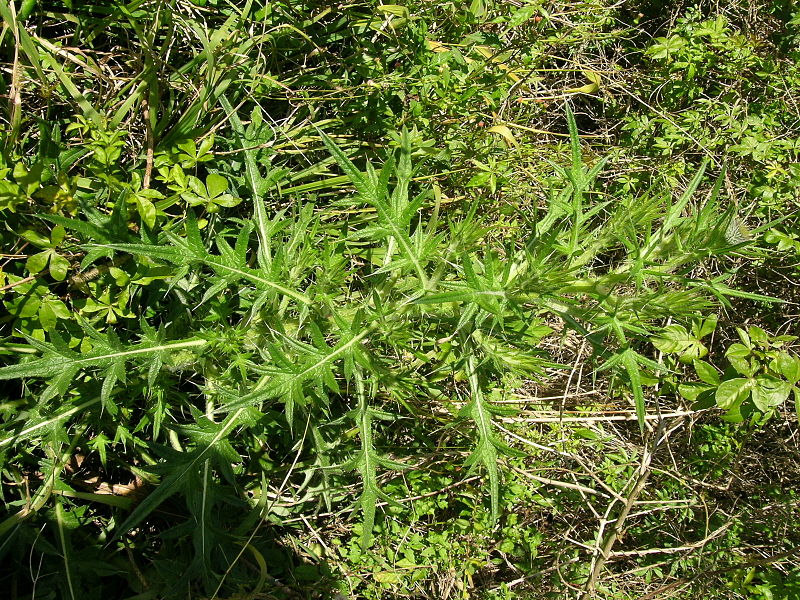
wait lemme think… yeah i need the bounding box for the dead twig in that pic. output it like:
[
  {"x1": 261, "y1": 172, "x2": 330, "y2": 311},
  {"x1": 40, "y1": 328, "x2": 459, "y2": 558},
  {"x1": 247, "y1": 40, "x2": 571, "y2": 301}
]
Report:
[
  {"x1": 68, "y1": 255, "x2": 130, "y2": 289},
  {"x1": 580, "y1": 420, "x2": 667, "y2": 599},
  {"x1": 142, "y1": 94, "x2": 154, "y2": 189},
  {"x1": 0, "y1": 274, "x2": 42, "y2": 292}
]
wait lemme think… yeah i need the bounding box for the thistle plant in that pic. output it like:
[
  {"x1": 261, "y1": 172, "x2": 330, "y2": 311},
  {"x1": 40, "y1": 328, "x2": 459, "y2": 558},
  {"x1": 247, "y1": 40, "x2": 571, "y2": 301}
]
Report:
[
  {"x1": 0, "y1": 96, "x2": 762, "y2": 598},
  {"x1": 0, "y1": 0, "x2": 796, "y2": 595}
]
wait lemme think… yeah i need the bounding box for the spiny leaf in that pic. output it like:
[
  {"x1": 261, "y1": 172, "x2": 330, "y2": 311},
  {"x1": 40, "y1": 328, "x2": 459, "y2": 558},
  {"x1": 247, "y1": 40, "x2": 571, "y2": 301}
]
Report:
[
  {"x1": 352, "y1": 371, "x2": 379, "y2": 551},
  {"x1": 461, "y1": 352, "x2": 503, "y2": 521},
  {"x1": 0, "y1": 398, "x2": 101, "y2": 448},
  {"x1": 620, "y1": 348, "x2": 646, "y2": 431},
  {"x1": 415, "y1": 286, "x2": 507, "y2": 306},
  {"x1": 321, "y1": 129, "x2": 431, "y2": 287},
  {"x1": 344, "y1": 369, "x2": 406, "y2": 551},
  {"x1": 113, "y1": 408, "x2": 246, "y2": 540},
  {"x1": 219, "y1": 95, "x2": 272, "y2": 269},
  {"x1": 0, "y1": 336, "x2": 208, "y2": 382},
  {"x1": 97, "y1": 238, "x2": 312, "y2": 305},
  {"x1": 215, "y1": 327, "x2": 372, "y2": 416}
]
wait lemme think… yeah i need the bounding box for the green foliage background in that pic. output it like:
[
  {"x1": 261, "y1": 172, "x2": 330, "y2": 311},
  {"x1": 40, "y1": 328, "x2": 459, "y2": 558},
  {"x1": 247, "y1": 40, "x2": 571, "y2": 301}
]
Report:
[{"x1": 0, "y1": 1, "x2": 798, "y2": 598}]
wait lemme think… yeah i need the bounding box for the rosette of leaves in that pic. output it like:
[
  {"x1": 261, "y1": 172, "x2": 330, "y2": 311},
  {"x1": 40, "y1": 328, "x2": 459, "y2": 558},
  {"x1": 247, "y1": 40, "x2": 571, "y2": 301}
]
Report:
[{"x1": 180, "y1": 173, "x2": 241, "y2": 213}]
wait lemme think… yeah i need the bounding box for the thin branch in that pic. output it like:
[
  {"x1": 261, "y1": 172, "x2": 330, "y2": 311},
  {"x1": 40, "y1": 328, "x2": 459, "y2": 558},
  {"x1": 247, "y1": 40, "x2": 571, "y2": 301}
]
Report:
[{"x1": 581, "y1": 420, "x2": 666, "y2": 599}]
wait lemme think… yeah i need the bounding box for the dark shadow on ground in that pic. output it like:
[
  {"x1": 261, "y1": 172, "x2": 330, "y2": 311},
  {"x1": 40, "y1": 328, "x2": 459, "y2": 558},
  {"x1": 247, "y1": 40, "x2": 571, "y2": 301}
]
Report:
[{"x1": 0, "y1": 472, "x2": 341, "y2": 600}]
